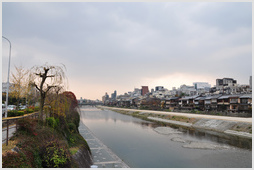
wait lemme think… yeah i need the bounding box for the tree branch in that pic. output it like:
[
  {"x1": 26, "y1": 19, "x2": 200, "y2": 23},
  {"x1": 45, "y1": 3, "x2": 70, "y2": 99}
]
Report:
[
  {"x1": 46, "y1": 75, "x2": 55, "y2": 78},
  {"x1": 33, "y1": 83, "x2": 40, "y2": 91},
  {"x1": 45, "y1": 85, "x2": 57, "y2": 94}
]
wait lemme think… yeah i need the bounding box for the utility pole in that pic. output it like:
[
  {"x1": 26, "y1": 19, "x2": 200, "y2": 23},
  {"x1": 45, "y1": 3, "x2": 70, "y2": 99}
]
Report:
[{"x1": 2, "y1": 36, "x2": 11, "y2": 118}]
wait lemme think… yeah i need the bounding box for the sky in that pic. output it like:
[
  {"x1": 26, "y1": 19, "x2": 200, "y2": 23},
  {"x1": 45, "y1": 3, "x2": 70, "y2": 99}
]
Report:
[{"x1": 2, "y1": 2, "x2": 252, "y2": 100}]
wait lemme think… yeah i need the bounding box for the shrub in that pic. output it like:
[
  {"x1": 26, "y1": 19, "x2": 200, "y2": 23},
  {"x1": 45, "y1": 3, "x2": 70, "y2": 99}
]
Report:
[
  {"x1": 2, "y1": 151, "x2": 31, "y2": 168},
  {"x1": 55, "y1": 118, "x2": 59, "y2": 126},
  {"x1": 68, "y1": 123, "x2": 77, "y2": 133},
  {"x1": 46, "y1": 117, "x2": 58, "y2": 129},
  {"x1": 7, "y1": 110, "x2": 18, "y2": 117},
  {"x1": 191, "y1": 110, "x2": 196, "y2": 113},
  {"x1": 7, "y1": 110, "x2": 25, "y2": 117},
  {"x1": 28, "y1": 106, "x2": 35, "y2": 110},
  {"x1": 16, "y1": 118, "x2": 37, "y2": 135},
  {"x1": 23, "y1": 110, "x2": 27, "y2": 114},
  {"x1": 26, "y1": 108, "x2": 34, "y2": 113},
  {"x1": 17, "y1": 111, "x2": 25, "y2": 116},
  {"x1": 40, "y1": 138, "x2": 71, "y2": 168},
  {"x1": 34, "y1": 106, "x2": 40, "y2": 111},
  {"x1": 33, "y1": 150, "x2": 43, "y2": 168}
]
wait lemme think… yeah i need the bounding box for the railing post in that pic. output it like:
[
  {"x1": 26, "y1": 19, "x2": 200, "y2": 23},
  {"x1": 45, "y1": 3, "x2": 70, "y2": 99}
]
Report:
[
  {"x1": 6, "y1": 120, "x2": 9, "y2": 146},
  {"x1": 16, "y1": 119, "x2": 18, "y2": 131}
]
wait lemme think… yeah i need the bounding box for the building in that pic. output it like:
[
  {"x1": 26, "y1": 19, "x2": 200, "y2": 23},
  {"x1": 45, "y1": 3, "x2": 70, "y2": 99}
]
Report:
[
  {"x1": 102, "y1": 92, "x2": 109, "y2": 104},
  {"x1": 141, "y1": 86, "x2": 149, "y2": 96},
  {"x1": 155, "y1": 86, "x2": 164, "y2": 91},
  {"x1": 216, "y1": 78, "x2": 237, "y2": 89},
  {"x1": 193, "y1": 82, "x2": 211, "y2": 90},
  {"x1": 179, "y1": 84, "x2": 196, "y2": 96},
  {"x1": 250, "y1": 76, "x2": 252, "y2": 89},
  {"x1": 111, "y1": 90, "x2": 117, "y2": 101},
  {"x1": 130, "y1": 88, "x2": 141, "y2": 97},
  {"x1": 238, "y1": 93, "x2": 252, "y2": 113}
]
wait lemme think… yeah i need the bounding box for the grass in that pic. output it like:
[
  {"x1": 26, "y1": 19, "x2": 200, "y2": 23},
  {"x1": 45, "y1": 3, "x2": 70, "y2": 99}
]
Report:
[
  {"x1": 230, "y1": 124, "x2": 252, "y2": 134},
  {"x1": 69, "y1": 147, "x2": 79, "y2": 155},
  {"x1": 2, "y1": 140, "x2": 18, "y2": 154}
]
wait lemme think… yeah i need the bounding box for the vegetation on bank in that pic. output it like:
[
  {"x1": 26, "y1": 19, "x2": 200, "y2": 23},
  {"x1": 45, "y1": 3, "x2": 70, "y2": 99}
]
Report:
[
  {"x1": 2, "y1": 108, "x2": 91, "y2": 168},
  {"x1": 2, "y1": 63, "x2": 92, "y2": 168}
]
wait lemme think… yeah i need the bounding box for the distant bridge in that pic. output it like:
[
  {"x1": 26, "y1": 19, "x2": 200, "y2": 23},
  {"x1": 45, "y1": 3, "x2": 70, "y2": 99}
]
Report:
[{"x1": 79, "y1": 103, "x2": 103, "y2": 106}]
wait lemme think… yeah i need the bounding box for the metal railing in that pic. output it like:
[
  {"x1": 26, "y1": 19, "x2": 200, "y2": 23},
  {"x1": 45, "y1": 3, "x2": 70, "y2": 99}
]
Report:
[{"x1": 2, "y1": 112, "x2": 39, "y2": 146}]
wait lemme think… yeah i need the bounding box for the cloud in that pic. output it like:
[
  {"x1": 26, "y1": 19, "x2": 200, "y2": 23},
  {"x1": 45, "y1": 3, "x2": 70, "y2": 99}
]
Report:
[
  {"x1": 2, "y1": 2, "x2": 252, "y2": 99},
  {"x1": 141, "y1": 72, "x2": 217, "y2": 90}
]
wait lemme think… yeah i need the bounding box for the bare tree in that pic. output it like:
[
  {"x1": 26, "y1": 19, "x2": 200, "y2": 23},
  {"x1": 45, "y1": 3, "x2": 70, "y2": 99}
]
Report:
[
  {"x1": 31, "y1": 63, "x2": 67, "y2": 121},
  {"x1": 10, "y1": 65, "x2": 29, "y2": 108},
  {"x1": 23, "y1": 71, "x2": 39, "y2": 106}
]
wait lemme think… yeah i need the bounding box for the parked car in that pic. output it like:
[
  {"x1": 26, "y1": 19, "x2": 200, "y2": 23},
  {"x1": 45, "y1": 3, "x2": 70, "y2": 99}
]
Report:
[
  {"x1": 7, "y1": 105, "x2": 16, "y2": 111},
  {"x1": 20, "y1": 105, "x2": 27, "y2": 110}
]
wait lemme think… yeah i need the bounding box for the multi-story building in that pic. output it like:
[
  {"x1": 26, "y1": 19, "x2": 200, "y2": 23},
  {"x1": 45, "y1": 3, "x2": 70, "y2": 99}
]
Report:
[
  {"x1": 238, "y1": 93, "x2": 252, "y2": 112},
  {"x1": 216, "y1": 78, "x2": 237, "y2": 89},
  {"x1": 102, "y1": 92, "x2": 109, "y2": 104},
  {"x1": 141, "y1": 86, "x2": 149, "y2": 96},
  {"x1": 155, "y1": 86, "x2": 164, "y2": 91},
  {"x1": 130, "y1": 88, "x2": 141, "y2": 97},
  {"x1": 193, "y1": 82, "x2": 211, "y2": 90},
  {"x1": 111, "y1": 90, "x2": 117, "y2": 101},
  {"x1": 250, "y1": 76, "x2": 252, "y2": 89},
  {"x1": 169, "y1": 87, "x2": 178, "y2": 96},
  {"x1": 179, "y1": 84, "x2": 196, "y2": 96}
]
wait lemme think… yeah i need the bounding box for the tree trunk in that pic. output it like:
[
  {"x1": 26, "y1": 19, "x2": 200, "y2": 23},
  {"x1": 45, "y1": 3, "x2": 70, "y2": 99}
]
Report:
[{"x1": 40, "y1": 95, "x2": 45, "y2": 121}]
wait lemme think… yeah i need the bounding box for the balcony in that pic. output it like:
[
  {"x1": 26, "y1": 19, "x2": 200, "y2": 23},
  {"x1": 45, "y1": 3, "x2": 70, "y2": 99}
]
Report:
[
  {"x1": 217, "y1": 102, "x2": 229, "y2": 105},
  {"x1": 204, "y1": 101, "x2": 211, "y2": 104},
  {"x1": 229, "y1": 98, "x2": 238, "y2": 103}
]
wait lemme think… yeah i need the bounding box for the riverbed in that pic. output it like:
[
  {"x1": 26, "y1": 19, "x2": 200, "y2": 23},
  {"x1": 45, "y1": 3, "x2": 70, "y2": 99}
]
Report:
[{"x1": 80, "y1": 106, "x2": 252, "y2": 168}]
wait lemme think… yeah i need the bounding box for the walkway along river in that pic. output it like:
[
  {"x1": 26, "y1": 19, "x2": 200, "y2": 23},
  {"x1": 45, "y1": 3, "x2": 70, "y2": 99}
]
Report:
[{"x1": 80, "y1": 106, "x2": 252, "y2": 168}]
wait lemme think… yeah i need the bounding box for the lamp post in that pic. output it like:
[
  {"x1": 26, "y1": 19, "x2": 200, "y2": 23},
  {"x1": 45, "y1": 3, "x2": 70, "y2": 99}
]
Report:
[{"x1": 2, "y1": 36, "x2": 11, "y2": 118}]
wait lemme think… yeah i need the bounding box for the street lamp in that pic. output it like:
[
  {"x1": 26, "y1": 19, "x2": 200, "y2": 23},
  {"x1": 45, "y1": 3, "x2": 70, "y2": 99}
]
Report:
[{"x1": 2, "y1": 36, "x2": 11, "y2": 118}]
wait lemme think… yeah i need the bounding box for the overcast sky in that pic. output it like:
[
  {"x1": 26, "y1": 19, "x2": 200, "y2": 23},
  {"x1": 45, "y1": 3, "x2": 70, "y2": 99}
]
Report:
[{"x1": 2, "y1": 2, "x2": 252, "y2": 100}]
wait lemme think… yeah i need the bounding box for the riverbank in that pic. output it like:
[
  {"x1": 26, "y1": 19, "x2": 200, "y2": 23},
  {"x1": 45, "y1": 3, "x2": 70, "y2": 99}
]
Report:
[
  {"x1": 80, "y1": 106, "x2": 252, "y2": 168},
  {"x1": 2, "y1": 109, "x2": 93, "y2": 168},
  {"x1": 79, "y1": 119, "x2": 129, "y2": 168},
  {"x1": 99, "y1": 106, "x2": 252, "y2": 140}
]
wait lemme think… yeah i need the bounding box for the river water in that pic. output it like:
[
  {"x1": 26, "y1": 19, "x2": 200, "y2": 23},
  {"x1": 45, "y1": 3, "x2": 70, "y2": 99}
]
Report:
[{"x1": 80, "y1": 106, "x2": 252, "y2": 168}]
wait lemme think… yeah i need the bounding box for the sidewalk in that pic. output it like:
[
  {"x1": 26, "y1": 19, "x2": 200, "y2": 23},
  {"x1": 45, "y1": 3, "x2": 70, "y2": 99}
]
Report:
[
  {"x1": 78, "y1": 122, "x2": 129, "y2": 168},
  {"x1": 2, "y1": 124, "x2": 16, "y2": 144}
]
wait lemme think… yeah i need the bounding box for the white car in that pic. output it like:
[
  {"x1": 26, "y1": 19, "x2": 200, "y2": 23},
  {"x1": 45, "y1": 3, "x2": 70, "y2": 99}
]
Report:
[
  {"x1": 20, "y1": 105, "x2": 27, "y2": 110},
  {"x1": 7, "y1": 105, "x2": 16, "y2": 111}
]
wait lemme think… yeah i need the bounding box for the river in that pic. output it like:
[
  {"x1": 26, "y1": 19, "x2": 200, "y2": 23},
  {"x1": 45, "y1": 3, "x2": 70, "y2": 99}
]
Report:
[{"x1": 80, "y1": 106, "x2": 252, "y2": 168}]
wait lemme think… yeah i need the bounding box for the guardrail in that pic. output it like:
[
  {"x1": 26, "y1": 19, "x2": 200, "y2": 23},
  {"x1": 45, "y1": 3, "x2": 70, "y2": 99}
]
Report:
[{"x1": 2, "y1": 112, "x2": 39, "y2": 146}]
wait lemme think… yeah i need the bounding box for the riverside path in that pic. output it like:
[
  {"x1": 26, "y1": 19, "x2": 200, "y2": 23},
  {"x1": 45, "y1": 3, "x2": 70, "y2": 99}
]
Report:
[
  {"x1": 78, "y1": 120, "x2": 129, "y2": 168},
  {"x1": 101, "y1": 106, "x2": 252, "y2": 123}
]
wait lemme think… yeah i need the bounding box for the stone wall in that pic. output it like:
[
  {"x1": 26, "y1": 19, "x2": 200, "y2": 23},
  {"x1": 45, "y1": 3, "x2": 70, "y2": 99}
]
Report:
[{"x1": 72, "y1": 145, "x2": 93, "y2": 168}]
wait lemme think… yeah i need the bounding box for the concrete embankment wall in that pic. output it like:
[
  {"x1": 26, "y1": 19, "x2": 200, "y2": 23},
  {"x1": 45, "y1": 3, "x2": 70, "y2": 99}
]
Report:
[
  {"x1": 101, "y1": 106, "x2": 252, "y2": 139},
  {"x1": 72, "y1": 145, "x2": 93, "y2": 168}
]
